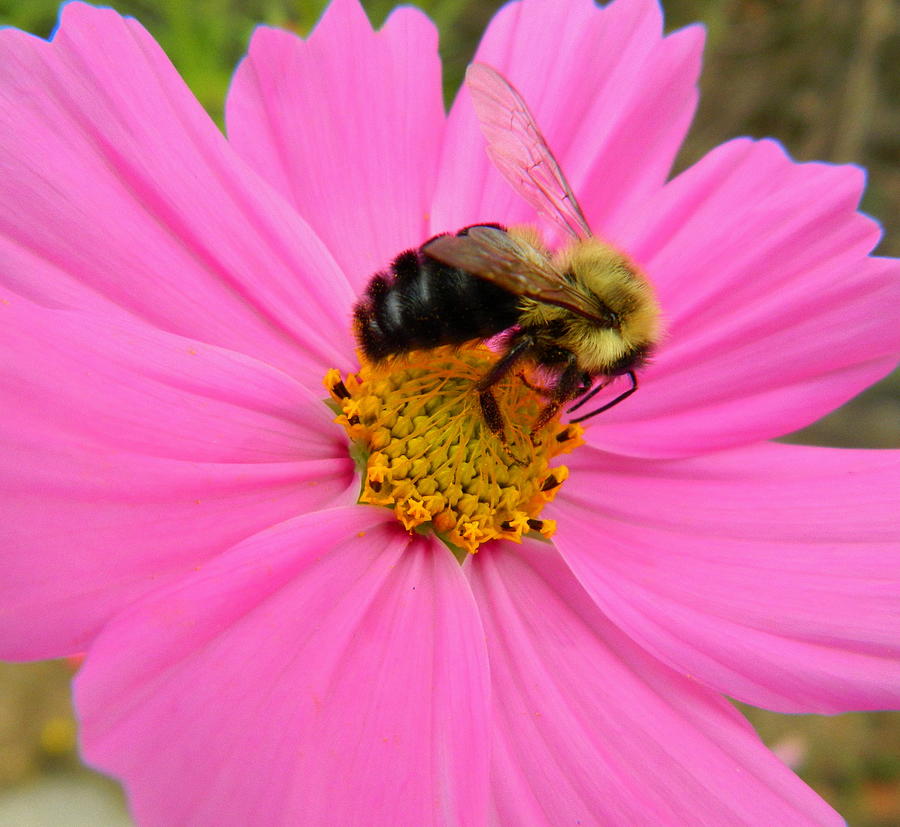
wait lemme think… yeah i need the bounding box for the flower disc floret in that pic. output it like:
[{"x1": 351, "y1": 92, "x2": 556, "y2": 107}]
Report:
[{"x1": 325, "y1": 346, "x2": 583, "y2": 555}]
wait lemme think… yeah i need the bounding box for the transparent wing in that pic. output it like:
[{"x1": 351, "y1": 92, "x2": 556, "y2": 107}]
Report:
[
  {"x1": 466, "y1": 62, "x2": 592, "y2": 241},
  {"x1": 425, "y1": 227, "x2": 611, "y2": 324}
]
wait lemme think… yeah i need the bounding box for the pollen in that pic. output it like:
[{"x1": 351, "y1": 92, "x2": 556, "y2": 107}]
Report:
[{"x1": 324, "y1": 345, "x2": 583, "y2": 558}]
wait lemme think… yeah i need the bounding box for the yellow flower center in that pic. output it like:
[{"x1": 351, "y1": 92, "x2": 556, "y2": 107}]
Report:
[{"x1": 324, "y1": 345, "x2": 582, "y2": 559}]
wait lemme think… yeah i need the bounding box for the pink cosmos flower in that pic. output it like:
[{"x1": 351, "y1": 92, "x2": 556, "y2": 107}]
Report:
[{"x1": 1, "y1": 0, "x2": 898, "y2": 823}]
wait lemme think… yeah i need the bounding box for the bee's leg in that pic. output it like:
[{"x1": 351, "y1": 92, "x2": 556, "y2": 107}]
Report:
[
  {"x1": 569, "y1": 371, "x2": 638, "y2": 423},
  {"x1": 479, "y1": 391, "x2": 506, "y2": 438},
  {"x1": 567, "y1": 374, "x2": 607, "y2": 413},
  {"x1": 570, "y1": 371, "x2": 594, "y2": 402},
  {"x1": 521, "y1": 370, "x2": 591, "y2": 399},
  {"x1": 531, "y1": 358, "x2": 583, "y2": 435},
  {"x1": 477, "y1": 334, "x2": 534, "y2": 439},
  {"x1": 516, "y1": 372, "x2": 553, "y2": 396}
]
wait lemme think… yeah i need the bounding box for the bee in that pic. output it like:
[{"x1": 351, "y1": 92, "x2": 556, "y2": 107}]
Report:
[{"x1": 354, "y1": 62, "x2": 661, "y2": 438}]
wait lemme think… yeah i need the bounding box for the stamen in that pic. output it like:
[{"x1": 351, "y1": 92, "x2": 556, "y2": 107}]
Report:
[{"x1": 324, "y1": 346, "x2": 582, "y2": 558}]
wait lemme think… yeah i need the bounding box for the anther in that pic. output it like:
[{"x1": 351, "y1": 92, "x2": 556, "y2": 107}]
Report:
[{"x1": 541, "y1": 474, "x2": 560, "y2": 492}]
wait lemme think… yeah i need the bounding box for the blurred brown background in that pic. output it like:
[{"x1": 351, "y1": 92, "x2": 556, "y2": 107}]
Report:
[{"x1": 0, "y1": 0, "x2": 897, "y2": 823}]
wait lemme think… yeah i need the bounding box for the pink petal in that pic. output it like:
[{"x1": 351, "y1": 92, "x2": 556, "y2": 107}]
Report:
[
  {"x1": 432, "y1": 0, "x2": 703, "y2": 241},
  {"x1": 551, "y1": 441, "x2": 900, "y2": 713},
  {"x1": 587, "y1": 138, "x2": 898, "y2": 457},
  {"x1": 467, "y1": 543, "x2": 841, "y2": 825},
  {"x1": 76, "y1": 509, "x2": 491, "y2": 826},
  {"x1": 0, "y1": 298, "x2": 355, "y2": 660},
  {"x1": 226, "y1": 0, "x2": 444, "y2": 291},
  {"x1": 0, "y1": 2, "x2": 355, "y2": 383}
]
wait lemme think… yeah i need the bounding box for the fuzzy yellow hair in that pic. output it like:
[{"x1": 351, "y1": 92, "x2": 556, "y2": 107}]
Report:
[{"x1": 511, "y1": 231, "x2": 661, "y2": 375}]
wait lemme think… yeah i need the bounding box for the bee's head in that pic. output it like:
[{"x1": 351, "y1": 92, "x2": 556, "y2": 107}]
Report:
[{"x1": 560, "y1": 239, "x2": 661, "y2": 375}]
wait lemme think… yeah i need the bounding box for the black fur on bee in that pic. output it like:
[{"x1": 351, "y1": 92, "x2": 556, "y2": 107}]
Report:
[{"x1": 354, "y1": 225, "x2": 520, "y2": 362}]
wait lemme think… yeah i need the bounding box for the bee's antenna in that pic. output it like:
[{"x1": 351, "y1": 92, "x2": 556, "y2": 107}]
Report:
[{"x1": 568, "y1": 371, "x2": 638, "y2": 423}]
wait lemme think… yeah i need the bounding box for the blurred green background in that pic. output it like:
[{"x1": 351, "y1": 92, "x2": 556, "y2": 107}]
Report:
[{"x1": 0, "y1": 0, "x2": 897, "y2": 824}]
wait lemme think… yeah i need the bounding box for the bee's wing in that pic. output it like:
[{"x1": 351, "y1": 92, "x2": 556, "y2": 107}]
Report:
[
  {"x1": 425, "y1": 227, "x2": 611, "y2": 324},
  {"x1": 466, "y1": 62, "x2": 592, "y2": 241}
]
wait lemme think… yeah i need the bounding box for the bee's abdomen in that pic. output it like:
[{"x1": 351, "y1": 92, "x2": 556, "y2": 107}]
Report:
[{"x1": 355, "y1": 243, "x2": 520, "y2": 361}]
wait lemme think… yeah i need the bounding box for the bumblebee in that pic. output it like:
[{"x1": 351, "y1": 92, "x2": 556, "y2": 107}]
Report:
[{"x1": 354, "y1": 63, "x2": 661, "y2": 437}]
